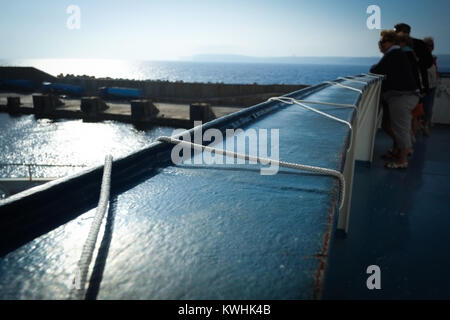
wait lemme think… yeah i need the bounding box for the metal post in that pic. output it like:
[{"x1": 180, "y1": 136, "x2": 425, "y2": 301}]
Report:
[
  {"x1": 337, "y1": 76, "x2": 383, "y2": 234},
  {"x1": 354, "y1": 79, "x2": 382, "y2": 163}
]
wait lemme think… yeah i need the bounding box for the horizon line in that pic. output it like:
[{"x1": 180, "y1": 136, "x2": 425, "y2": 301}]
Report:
[{"x1": 1, "y1": 53, "x2": 449, "y2": 62}]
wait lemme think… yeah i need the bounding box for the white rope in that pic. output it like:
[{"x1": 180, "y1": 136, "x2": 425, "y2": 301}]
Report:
[
  {"x1": 291, "y1": 99, "x2": 357, "y2": 109},
  {"x1": 269, "y1": 97, "x2": 354, "y2": 153},
  {"x1": 323, "y1": 81, "x2": 363, "y2": 94},
  {"x1": 269, "y1": 97, "x2": 353, "y2": 129},
  {"x1": 362, "y1": 73, "x2": 384, "y2": 78},
  {"x1": 157, "y1": 136, "x2": 346, "y2": 210},
  {"x1": 71, "y1": 155, "x2": 113, "y2": 300},
  {"x1": 368, "y1": 72, "x2": 384, "y2": 77},
  {"x1": 338, "y1": 77, "x2": 370, "y2": 84}
]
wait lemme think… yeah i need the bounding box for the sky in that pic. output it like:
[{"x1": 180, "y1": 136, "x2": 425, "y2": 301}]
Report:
[{"x1": 0, "y1": 0, "x2": 449, "y2": 61}]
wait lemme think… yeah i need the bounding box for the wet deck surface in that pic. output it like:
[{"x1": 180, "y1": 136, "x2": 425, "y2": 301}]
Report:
[{"x1": 323, "y1": 125, "x2": 450, "y2": 299}]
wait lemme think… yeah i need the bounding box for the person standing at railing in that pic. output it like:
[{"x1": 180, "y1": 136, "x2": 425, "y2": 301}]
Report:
[
  {"x1": 394, "y1": 23, "x2": 434, "y2": 94},
  {"x1": 422, "y1": 37, "x2": 440, "y2": 137},
  {"x1": 398, "y1": 33, "x2": 424, "y2": 141},
  {"x1": 371, "y1": 30, "x2": 420, "y2": 169}
]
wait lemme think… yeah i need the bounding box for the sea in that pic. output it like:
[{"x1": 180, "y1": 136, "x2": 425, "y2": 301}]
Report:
[
  {"x1": 1, "y1": 59, "x2": 381, "y2": 85},
  {"x1": 2, "y1": 58, "x2": 449, "y2": 85},
  {"x1": 1, "y1": 58, "x2": 449, "y2": 198}
]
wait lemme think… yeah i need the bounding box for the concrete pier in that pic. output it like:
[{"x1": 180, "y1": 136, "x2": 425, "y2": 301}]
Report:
[
  {"x1": 0, "y1": 92, "x2": 242, "y2": 129},
  {"x1": 0, "y1": 66, "x2": 310, "y2": 128},
  {"x1": 1, "y1": 67, "x2": 309, "y2": 109}
]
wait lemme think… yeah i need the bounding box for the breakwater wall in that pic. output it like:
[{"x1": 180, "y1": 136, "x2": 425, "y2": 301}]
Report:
[
  {"x1": 0, "y1": 67, "x2": 309, "y2": 106},
  {"x1": 59, "y1": 77, "x2": 308, "y2": 106}
]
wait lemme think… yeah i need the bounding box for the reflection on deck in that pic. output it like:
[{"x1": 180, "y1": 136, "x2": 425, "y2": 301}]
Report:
[{"x1": 324, "y1": 124, "x2": 450, "y2": 299}]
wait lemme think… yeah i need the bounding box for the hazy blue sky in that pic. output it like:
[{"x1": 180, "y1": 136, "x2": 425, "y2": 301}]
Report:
[{"x1": 1, "y1": 0, "x2": 449, "y2": 60}]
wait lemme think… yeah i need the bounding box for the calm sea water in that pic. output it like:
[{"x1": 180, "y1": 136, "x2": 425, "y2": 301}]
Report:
[
  {"x1": 0, "y1": 59, "x2": 377, "y2": 85},
  {"x1": 0, "y1": 113, "x2": 174, "y2": 197},
  {"x1": 2, "y1": 58, "x2": 448, "y2": 85}
]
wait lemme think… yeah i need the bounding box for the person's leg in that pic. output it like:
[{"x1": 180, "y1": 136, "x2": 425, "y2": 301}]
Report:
[
  {"x1": 386, "y1": 94, "x2": 418, "y2": 167},
  {"x1": 382, "y1": 112, "x2": 395, "y2": 140},
  {"x1": 381, "y1": 100, "x2": 399, "y2": 159},
  {"x1": 412, "y1": 114, "x2": 419, "y2": 136},
  {"x1": 382, "y1": 101, "x2": 395, "y2": 138},
  {"x1": 423, "y1": 88, "x2": 437, "y2": 136}
]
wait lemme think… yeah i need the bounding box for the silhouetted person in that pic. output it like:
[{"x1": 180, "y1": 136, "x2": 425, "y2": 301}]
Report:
[
  {"x1": 371, "y1": 30, "x2": 419, "y2": 169},
  {"x1": 394, "y1": 23, "x2": 434, "y2": 94},
  {"x1": 422, "y1": 37, "x2": 440, "y2": 136},
  {"x1": 398, "y1": 33, "x2": 423, "y2": 139}
]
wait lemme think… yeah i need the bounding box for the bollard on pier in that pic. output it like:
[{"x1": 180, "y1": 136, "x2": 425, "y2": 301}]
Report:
[
  {"x1": 7, "y1": 97, "x2": 21, "y2": 113},
  {"x1": 189, "y1": 103, "x2": 216, "y2": 123},
  {"x1": 80, "y1": 97, "x2": 109, "y2": 118},
  {"x1": 130, "y1": 99, "x2": 159, "y2": 122}
]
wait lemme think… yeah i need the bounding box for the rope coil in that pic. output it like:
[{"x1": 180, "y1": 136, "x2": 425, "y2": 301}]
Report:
[{"x1": 71, "y1": 155, "x2": 113, "y2": 300}]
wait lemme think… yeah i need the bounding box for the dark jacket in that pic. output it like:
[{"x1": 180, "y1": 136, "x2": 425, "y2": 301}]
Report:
[
  {"x1": 412, "y1": 37, "x2": 434, "y2": 92},
  {"x1": 403, "y1": 48, "x2": 422, "y2": 91},
  {"x1": 370, "y1": 47, "x2": 419, "y2": 92}
]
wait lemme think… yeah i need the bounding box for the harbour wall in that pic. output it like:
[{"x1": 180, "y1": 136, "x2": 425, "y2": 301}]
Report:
[{"x1": 0, "y1": 67, "x2": 309, "y2": 106}]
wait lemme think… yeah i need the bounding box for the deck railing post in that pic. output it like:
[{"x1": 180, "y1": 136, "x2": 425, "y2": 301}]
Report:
[
  {"x1": 337, "y1": 106, "x2": 358, "y2": 234},
  {"x1": 337, "y1": 76, "x2": 383, "y2": 234},
  {"x1": 354, "y1": 79, "x2": 383, "y2": 164}
]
